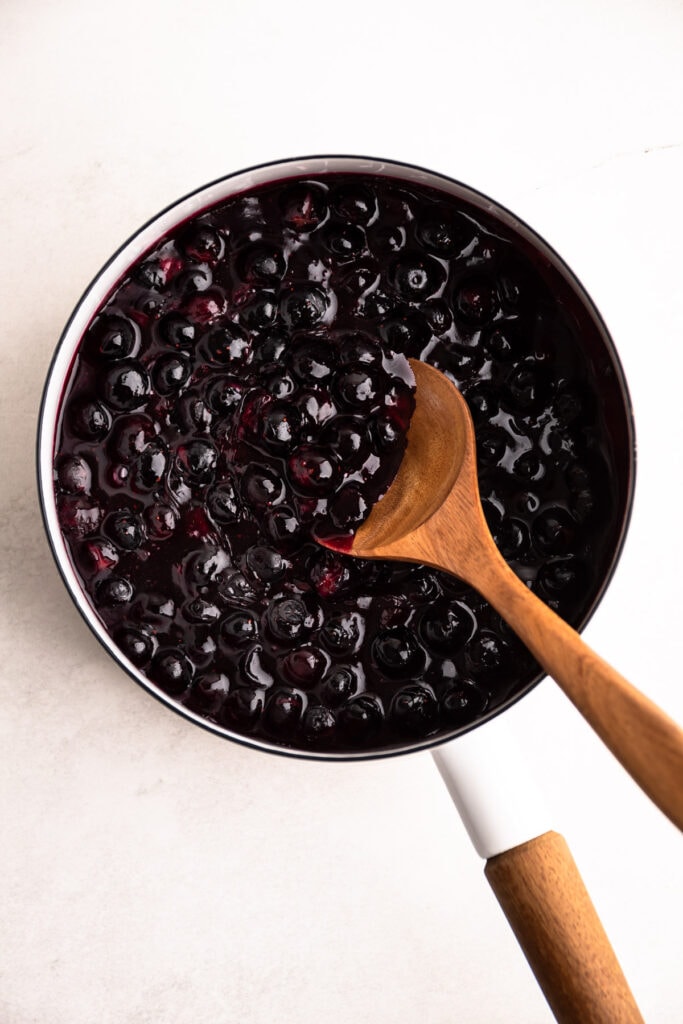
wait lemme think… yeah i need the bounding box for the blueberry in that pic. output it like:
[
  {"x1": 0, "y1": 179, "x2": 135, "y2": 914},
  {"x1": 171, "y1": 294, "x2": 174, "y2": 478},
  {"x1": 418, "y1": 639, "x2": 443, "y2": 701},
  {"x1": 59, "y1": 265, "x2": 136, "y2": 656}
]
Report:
[
  {"x1": 215, "y1": 570, "x2": 257, "y2": 605},
  {"x1": 205, "y1": 323, "x2": 251, "y2": 365},
  {"x1": 419, "y1": 602, "x2": 475, "y2": 651},
  {"x1": 264, "y1": 371, "x2": 297, "y2": 399},
  {"x1": 245, "y1": 545, "x2": 284, "y2": 582},
  {"x1": 302, "y1": 706, "x2": 337, "y2": 745},
  {"x1": 70, "y1": 399, "x2": 111, "y2": 440},
  {"x1": 326, "y1": 416, "x2": 369, "y2": 466},
  {"x1": 104, "y1": 509, "x2": 145, "y2": 550},
  {"x1": 263, "y1": 506, "x2": 303, "y2": 549},
  {"x1": 56, "y1": 455, "x2": 92, "y2": 495},
  {"x1": 172, "y1": 393, "x2": 213, "y2": 434},
  {"x1": 320, "y1": 612, "x2": 363, "y2": 655},
  {"x1": 390, "y1": 251, "x2": 445, "y2": 300},
  {"x1": 290, "y1": 340, "x2": 334, "y2": 382},
  {"x1": 309, "y1": 550, "x2": 351, "y2": 598},
  {"x1": 237, "y1": 243, "x2": 286, "y2": 283},
  {"x1": 178, "y1": 223, "x2": 225, "y2": 262},
  {"x1": 241, "y1": 465, "x2": 285, "y2": 507},
  {"x1": 115, "y1": 627, "x2": 154, "y2": 666},
  {"x1": 422, "y1": 298, "x2": 453, "y2": 335},
  {"x1": 497, "y1": 517, "x2": 530, "y2": 559},
  {"x1": 323, "y1": 222, "x2": 367, "y2": 258},
  {"x1": 103, "y1": 361, "x2": 150, "y2": 410},
  {"x1": 176, "y1": 440, "x2": 218, "y2": 484},
  {"x1": 391, "y1": 684, "x2": 438, "y2": 736},
  {"x1": 505, "y1": 362, "x2": 549, "y2": 412},
  {"x1": 174, "y1": 265, "x2": 212, "y2": 297},
  {"x1": 455, "y1": 275, "x2": 499, "y2": 324},
  {"x1": 331, "y1": 183, "x2": 377, "y2": 224},
  {"x1": 416, "y1": 211, "x2": 469, "y2": 256},
  {"x1": 280, "y1": 285, "x2": 329, "y2": 328},
  {"x1": 512, "y1": 450, "x2": 546, "y2": 482},
  {"x1": 293, "y1": 388, "x2": 336, "y2": 430},
  {"x1": 537, "y1": 557, "x2": 585, "y2": 599},
  {"x1": 188, "y1": 672, "x2": 230, "y2": 715},
  {"x1": 110, "y1": 415, "x2": 157, "y2": 462},
  {"x1": 533, "y1": 507, "x2": 576, "y2": 555},
  {"x1": 467, "y1": 633, "x2": 510, "y2": 676},
  {"x1": 146, "y1": 502, "x2": 177, "y2": 538},
  {"x1": 371, "y1": 627, "x2": 426, "y2": 678},
  {"x1": 287, "y1": 445, "x2": 340, "y2": 495},
  {"x1": 261, "y1": 403, "x2": 301, "y2": 450},
  {"x1": 328, "y1": 485, "x2": 369, "y2": 532},
  {"x1": 254, "y1": 331, "x2": 288, "y2": 367},
  {"x1": 335, "y1": 369, "x2": 378, "y2": 407},
  {"x1": 264, "y1": 687, "x2": 306, "y2": 736},
  {"x1": 205, "y1": 376, "x2": 244, "y2": 416},
  {"x1": 282, "y1": 645, "x2": 327, "y2": 688},
  {"x1": 339, "y1": 694, "x2": 384, "y2": 742},
  {"x1": 476, "y1": 427, "x2": 508, "y2": 466},
  {"x1": 89, "y1": 314, "x2": 139, "y2": 361},
  {"x1": 95, "y1": 575, "x2": 134, "y2": 606},
  {"x1": 152, "y1": 353, "x2": 191, "y2": 395},
  {"x1": 338, "y1": 332, "x2": 381, "y2": 367},
  {"x1": 280, "y1": 183, "x2": 328, "y2": 231},
  {"x1": 184, "y1": 598, "x2": 221, "y2": 624},
  {"x1": 239, "y1": 290, "x2": 278, "y2": 330},
  {"x1": 221, "y1": 610, "x2": 259, "y2": 645},
  {"x1": 266, "y1": 596, "x2": 311, "y2": 642},
  {"x1": 464, "y1": 383, "x2": 499, "y2": 425},
  {"x1": 222, "y1": 687, "x2": 265, "y2": 731},
  {"x1": 134, "y1": 440, "x2": 168, "y2": 490},
  {"x1": 158, "y1": 313, "x2": 196, "y2": 349},
  {"x1": 323, "y1": 666, "x2": 359, "y2": 705},
  {"x1": 187, "y1": 547, "x2": 230, "y2": 586},
  {"x1": 441, "y1": 679, "x2": 489, "y2": 724}
]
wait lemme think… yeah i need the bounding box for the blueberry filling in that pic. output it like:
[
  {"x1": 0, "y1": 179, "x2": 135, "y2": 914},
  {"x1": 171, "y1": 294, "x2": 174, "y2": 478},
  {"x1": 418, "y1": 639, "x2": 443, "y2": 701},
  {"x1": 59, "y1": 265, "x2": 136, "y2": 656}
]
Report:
[{"x1": 53, "y1": 171, "x2": 625, "y2": 754}]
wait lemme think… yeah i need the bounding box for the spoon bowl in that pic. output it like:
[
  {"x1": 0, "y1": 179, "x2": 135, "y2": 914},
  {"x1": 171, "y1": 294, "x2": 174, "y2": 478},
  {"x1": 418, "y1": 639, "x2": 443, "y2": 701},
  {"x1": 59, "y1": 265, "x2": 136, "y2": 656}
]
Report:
[{"x1": 335, "y1": 360, "x2": 683, "y2": 830}]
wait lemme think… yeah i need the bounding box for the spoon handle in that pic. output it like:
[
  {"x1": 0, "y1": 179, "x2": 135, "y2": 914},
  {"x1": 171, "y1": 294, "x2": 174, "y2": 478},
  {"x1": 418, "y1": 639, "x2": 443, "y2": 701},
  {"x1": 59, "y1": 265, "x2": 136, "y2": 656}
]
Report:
[{"x1": 473, "y1": 550, "x2": 683, "y2": 830}]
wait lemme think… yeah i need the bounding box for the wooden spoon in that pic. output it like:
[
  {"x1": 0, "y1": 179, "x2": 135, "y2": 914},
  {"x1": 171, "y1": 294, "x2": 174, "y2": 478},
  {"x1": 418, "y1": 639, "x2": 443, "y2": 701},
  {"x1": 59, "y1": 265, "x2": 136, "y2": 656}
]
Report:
[{"x1": 333, "y1": 359, "x2": 683, "y2": 831}]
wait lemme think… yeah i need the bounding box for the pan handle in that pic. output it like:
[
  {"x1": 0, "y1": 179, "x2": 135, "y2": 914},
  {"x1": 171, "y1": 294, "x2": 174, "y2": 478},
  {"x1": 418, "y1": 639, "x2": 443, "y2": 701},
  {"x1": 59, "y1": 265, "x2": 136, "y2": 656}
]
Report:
[{"x1": 433, "y1": 726, "x2": 644, "y2": 1023}]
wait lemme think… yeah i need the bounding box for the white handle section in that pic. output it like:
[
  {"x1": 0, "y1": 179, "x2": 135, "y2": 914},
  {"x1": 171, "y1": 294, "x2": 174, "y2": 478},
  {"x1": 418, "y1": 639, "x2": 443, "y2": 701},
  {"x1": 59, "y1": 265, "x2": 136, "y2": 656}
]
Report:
[{"x1": 432, "y1": 718, "x2": 553, "y2": 859}]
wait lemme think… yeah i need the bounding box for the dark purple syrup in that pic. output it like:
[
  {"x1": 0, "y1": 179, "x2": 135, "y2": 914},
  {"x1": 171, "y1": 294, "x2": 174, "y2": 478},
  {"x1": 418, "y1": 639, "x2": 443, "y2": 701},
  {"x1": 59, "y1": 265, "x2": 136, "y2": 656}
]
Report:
[{"x1": 53, "y1": 172, "x2": 626, "y2": 753}]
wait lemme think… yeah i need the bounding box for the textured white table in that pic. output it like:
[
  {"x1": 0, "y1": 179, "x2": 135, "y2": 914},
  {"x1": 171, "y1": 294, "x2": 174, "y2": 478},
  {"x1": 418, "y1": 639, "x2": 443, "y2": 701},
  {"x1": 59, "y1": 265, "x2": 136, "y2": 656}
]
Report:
[{"x1": 1, "y1": 1, "x2": 681, "y2": 1021}]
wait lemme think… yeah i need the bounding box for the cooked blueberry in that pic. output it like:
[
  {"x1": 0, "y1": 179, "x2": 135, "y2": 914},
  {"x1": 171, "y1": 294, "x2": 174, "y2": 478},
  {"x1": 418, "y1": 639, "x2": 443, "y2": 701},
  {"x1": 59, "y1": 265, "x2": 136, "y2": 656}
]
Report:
[
  {"x1": 70, "y1": 399, "x2": 111, "y2": 440},
  {"x1": 134, "y1": 440, "x2": 167, "y2": 490},
  {"x1": 261, "y1": 403, "x2": 301, "y2": 449},
  {"x1": 323, "y1": 666, "x2": 359, "y2": 705},
  {"x1": 326, "y1": 416, "x2": 369, "y2": 466},
  {"x1": 336, "y1": 369, "x2": 378, "y2": 407},
  {"x1": 338, "y1": 333, "x2": 381, "y2": 367},
  {"x1": 95, "y1": 575, "x2": 134, "y2": 606},
  {"x1": 455, "y1": 275, "x2": 499, "y2": 324},
  {"x1": 371, "y1": 627, "x2": 426, "y2": 678},
  {"x1": 293, "y1": 387, "x2": 337, "y2": 429},
  {"x1": 419, "y1": 602, "x2": 475, "y2": 651},
  {"x1": 339, "y1": 694, "x2": 384, "y2": 742},
  {"x1": 146, "y1": 502, "x2": 177, "y2": 538},
  {"x1": 239, "y1": 290, "x2": 278, "y2": 330},
  {"x1": 266, "y1": 596, "x2": 310, "y2": 641},
  {"x1": 254, "y1": 331, "x2": 288, "y2": 367},
  {"x1": 467, "y1": 633, "x2": 510, "y2": 675},
  {"x1": 391, "y1": 684, "x2": 438, "y2": 736},
  {"x1": 323, "y1": 222, "x2": 366, "y2": 258},
  {"x1": 221, "y1": 610, "x2": 259, "y2": 645},
  {"x1": 328, "y1": 485, "x2": 369, "y2": 532},
  {"x1": 280, "y1": 285, "x2": 329, "y2": 328},
  {"x1": 537, "y1": 557, "x2": 585, "y2": 598},
  {"x1": 331, "y1": 183, "x2": 377, "y2": 224},
  {"x1": 497, "y1": 517, "x2": 530, "y2": 558},
  {"x1": 416, "y1": 212, "x2": 469, "y2": 255},
  {"x1": 187, "y1": 547, "x2": 230, "y2": 586},
  {"x1": 241, "y1": 465, "x2": 285, "y2": 507},
  {"x1": 159, "y1": 313, "x2": 196, "y2": 349},
  {"x1": 174, "y1": 265, "x2": 212, "y2": 297},
  {"x1": 422, "y1": 298, "x2": 453, "y2": 335},
  {"x1": 290, "y1": 340, "x2": 334, "y2": 382},
  {"x1": 320, "y1": 612, "x2": 363, "y2": 655},
  {"x1": 183, "y1": 598, "x2": 221, "y2": 624},
  {"x1": 280, "y1": 183, "x2": 327, "y2": 231},
  {"x1": 205, "y1": 324, "x2": 251, "y2": 365},
  {"x1": 222, "y1": 687, "x2": 265, "y2": 730},
  {"x1": 178, "y1": 223, "x2": 225, "y2": 262},
  {"x1": 176, "y1": 440, "x2": 218, "y2": 484},
  {"x1": 56, "y1": 455, "x2": 92, "y2": 495},
  {"x1": 89, "y1": 314, "x2": 139, "y2": 361},
  {"x1": 264, "y1": 371, "x2": 297, "y2": 399},
  {"x1": 244, "y1": 545, "x2": 284, "y2": 582},
  {"x1": 152, "y1": 353, "x2": 191, "y2": 395},
  {"x1": 302, "y1": 706, "x2": 337, "y2": 744},
  {"x1": 264, "y1": 687, "x2": 305, "y2": 735},
  {"x1": 104, "y1": 510, "x2": 145, "y2": 550},
  {"x1": 512, "y1": 450, "x2": 546, "y2": 482},
  {"x1": 287, "y1": 445, "x2": 340, "y2": 494},
  {"x1": 505, "y1": 362, "x2": 550, "y2": 411},
  {"x1": 237, "y1": 244, "x2": 286, "y2": 283},
  {"x1": 282, "y1": 646, "x2": 327, "y2": 687},
  {"x1": 441, "y1": 679, "x2": 489, "y2": 723},
  {"x1": 390, "y1": 252, "x2": 445, "y2": 300},
  {"x1": 215, "y1": 570, "x2": 257, "y2": 605},
  {"x1": 263, "y1": 506, "x2": 303, "y2": 549},
  {"x1": 103, "y1": 361, "x2": 150, "y2": 410},
  {"x1": 533, "y1": 507, "x2": 576, "y2": 554},
  {"x1": 465, "y1": 383, "x2": 499, "y2": 425},
  {"x1": 115, "y1": 627, "x2": 154, "y2": 666},
  {"x1": 188, "y1": 672, "x2": 230, "y2": 715}
]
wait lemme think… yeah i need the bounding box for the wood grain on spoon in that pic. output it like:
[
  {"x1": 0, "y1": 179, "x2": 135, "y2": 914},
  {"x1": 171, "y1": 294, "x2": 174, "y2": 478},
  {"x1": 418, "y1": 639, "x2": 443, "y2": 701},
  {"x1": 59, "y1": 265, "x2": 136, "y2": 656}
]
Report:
[{"x1": 346, "y1": 359, "x2": 683, "y2": 831}]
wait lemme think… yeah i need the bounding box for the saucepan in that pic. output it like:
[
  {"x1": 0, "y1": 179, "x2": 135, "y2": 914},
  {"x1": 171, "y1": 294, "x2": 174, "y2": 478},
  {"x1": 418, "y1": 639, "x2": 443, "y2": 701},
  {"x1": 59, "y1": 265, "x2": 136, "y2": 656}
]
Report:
[{"x1": 37, "y1": 156, "x2": 642, "y2": 1022}]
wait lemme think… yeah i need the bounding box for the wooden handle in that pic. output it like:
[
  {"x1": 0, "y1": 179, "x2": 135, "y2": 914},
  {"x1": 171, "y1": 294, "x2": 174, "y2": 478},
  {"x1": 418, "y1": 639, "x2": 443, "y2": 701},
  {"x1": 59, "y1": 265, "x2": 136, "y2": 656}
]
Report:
[
  {"x1": 473, "y1": 552, "x2": 683, "y2": 831},
  {"x1": 485, "y1": 831, "x2": 644, "y2": 1023}
]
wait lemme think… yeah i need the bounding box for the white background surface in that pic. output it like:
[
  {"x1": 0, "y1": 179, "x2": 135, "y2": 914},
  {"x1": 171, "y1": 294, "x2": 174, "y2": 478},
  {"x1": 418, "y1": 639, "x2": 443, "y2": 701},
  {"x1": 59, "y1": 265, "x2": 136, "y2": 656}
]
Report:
[{"x1": 1, "y1": 1, "x2": 682, "y2": 1021}]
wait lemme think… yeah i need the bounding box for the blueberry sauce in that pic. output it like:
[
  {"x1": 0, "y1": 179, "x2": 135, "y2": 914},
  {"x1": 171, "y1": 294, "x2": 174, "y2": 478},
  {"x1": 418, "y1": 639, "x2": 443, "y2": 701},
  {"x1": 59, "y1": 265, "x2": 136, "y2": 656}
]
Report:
[{"x1": 53, "y1": 172, "x2": 627, "y2": 754}]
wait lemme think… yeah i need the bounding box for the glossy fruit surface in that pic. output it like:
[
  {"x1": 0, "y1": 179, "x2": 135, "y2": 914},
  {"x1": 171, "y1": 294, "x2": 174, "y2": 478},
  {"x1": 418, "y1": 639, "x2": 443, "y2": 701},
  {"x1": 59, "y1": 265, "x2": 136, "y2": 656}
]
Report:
[{"x1": 51, "y1": 169, "x2": 630, "y2": 755}]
